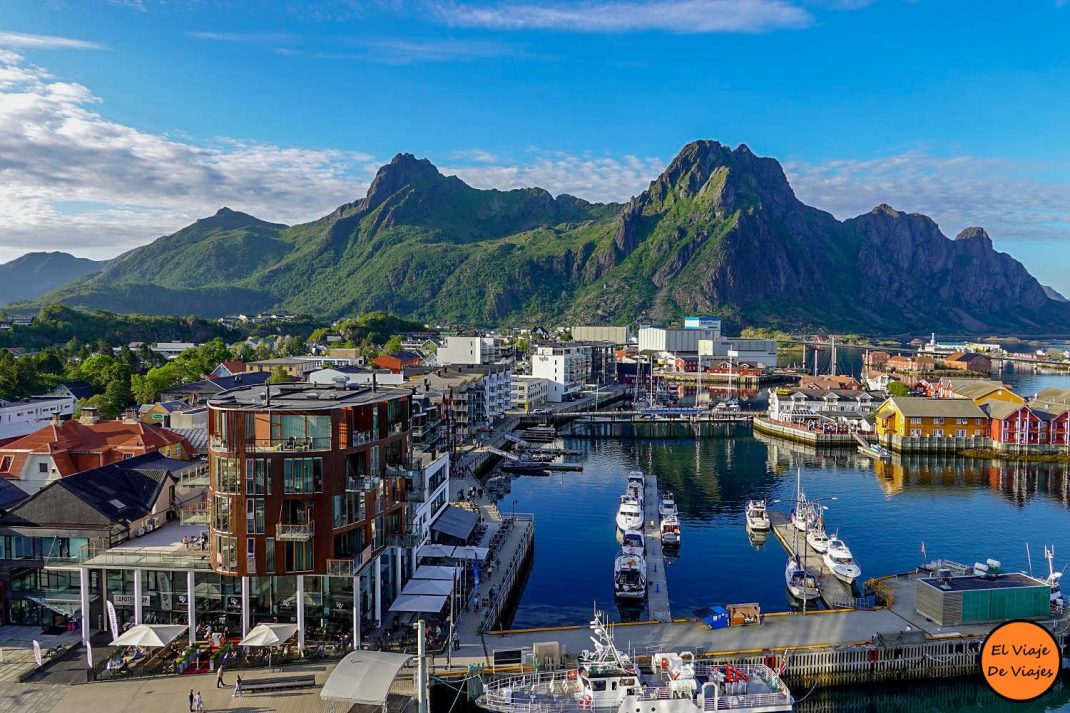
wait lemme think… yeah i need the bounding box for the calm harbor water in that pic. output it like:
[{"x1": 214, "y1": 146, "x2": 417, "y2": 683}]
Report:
[{"x1": 488, "y1": 369, "x2": 1070, "y2": 711}]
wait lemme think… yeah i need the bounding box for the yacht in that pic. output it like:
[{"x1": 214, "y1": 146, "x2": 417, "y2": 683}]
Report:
[
  {"x1": 660, "y1": 514, "x2": 681, "y2": 547},
  {"x1": 806, "y1": 527, "x2": 830, "y2": 554},
  {"x1": 658, "y1": 492, "x2": 678, "y2": 518},
  {"x1": 477, "y1": 612, "x2": 794, "y2": 713},
  {"x1": 823, "y1": 536, "x2": 861, "y2": 584},
  {"x1": 785, "y1": 556, "x2": 820, "y2": 601},
  {"x1": 627, "y1": 470, "x2": 646, "y2": 496},
  {"x1": 621, "y1": 530, "x2": 645, "y2": 556},
  {"x1": 745, "y1": 499, "x2": 770, "y2": 531},
  {"x1": 616, "y1": 495, "x2": 643, "y2": 531},
  {"x1": 614, "y1": 552, "x2": 647, "y2": 600}
]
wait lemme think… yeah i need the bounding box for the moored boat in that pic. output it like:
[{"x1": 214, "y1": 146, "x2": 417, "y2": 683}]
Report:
[
  {"x1": 745, "y1": 499, "x2": 770, "y2": 531},
  {"x1": 823, "y1": 535, "x2": 861, "y2": 584},
  {"x1": 658, "y1": 491, "x2": 678, "y2": 519},
  {"x1": 614, "y1": 552, "x2": 647, "y2": 600},
  {"x1": 806, "y1": 527, "x2": 830, "y2": 554},
  {"x1": 621, "y1": 529, "x2": 645, "y2": 556},
  {"x1": 660, "y1": 514, "x2": 681, "y2": 546},
  {"x1": 785, "y1": 556, "x2": 820, "y2": 601},
  {"x1": 615, "y1": 495, "x2": 643, "y2": 531}
]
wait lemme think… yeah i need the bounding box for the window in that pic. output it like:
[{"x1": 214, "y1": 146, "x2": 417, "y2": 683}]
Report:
[
  {"x1": 955, "y1": 429, "x2": 966, "y2": 437},
  {"x1": 333, "y1": 492, "x2": 366, "y2": 529},
  {"x1": 285, "y1": 541, "x2": 314, "y2": 572},
  {"x1": 246, "y1": 498, "x2": 265, "y2": 534},
  {"x1": 933, "y1": 429, "x2": 944, "y2": 437},
  {"x1": 245, "y1": 458, "x2": 271, "y2": 495},
  {"x1": 214, "y1": 534, "x2": 237, "y2": 571},
  {"x1": 0, "y1": 456, "x2": 11, "y2": 472},
  {"x1": 212, "y1": 494, "x2": 231, "y2": 532},
  {"x1": 910, "y1": 429, "x2": 922, "y2": 437},
  {"x1": 38, "y1": 463, "x2": 48, "y2": 474},
  {"x1": 957, "y1": 418, "x2": 968, "y2": 425},
  {"x1": 265, "y1": 537, "x2": 275, "y2": 573},
  {"x1": 283, "y1": 458, "x2": 323, "y2": 493},
  {"x1": 270, "y1": 414, "x2": 331, "y2": 449},
  {"x1": 910, "y1": 418, "x2": 922, "y2": 425},
  {"x1": 215, "y1": 457, "x2": 240, "y2": 493},
  {"x1": 246, "y1": 538, "x2": 255, "y2": 570},
  {"x1": 933, "y1": 418, "x2": 944, "y2": 425}
]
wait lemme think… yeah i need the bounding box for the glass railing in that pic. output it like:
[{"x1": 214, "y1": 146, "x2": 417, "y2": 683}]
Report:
[
  {"x1": 346, "y1": 476, "x2": 381, "y2": 492},
  {"x1": 244, "y1": 437, "x2": 333, "y2": 453},
  {"x1": 275, "y1": 522, "x2": 315, "y2": 541}
]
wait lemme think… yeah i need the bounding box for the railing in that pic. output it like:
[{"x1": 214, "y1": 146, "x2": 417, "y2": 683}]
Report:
[
  {"x1": 243, "y1": 437, "x2": 333, "y2": 453},
  {"x1": 276, "y1": 522, "x2": 315, "y2": 541},
  {"x1": 326, "y1": 558, "x2": 358, "y2": 577},
  {"x1": 346, "y1": 476, "x2": 381, "y2": 492}
]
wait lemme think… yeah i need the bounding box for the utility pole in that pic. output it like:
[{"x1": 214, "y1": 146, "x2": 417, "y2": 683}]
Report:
[{"x1": 416, "y1": 619, "x2": 428, "y2": 713}]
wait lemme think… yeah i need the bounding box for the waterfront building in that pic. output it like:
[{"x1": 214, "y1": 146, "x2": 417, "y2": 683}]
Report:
[
  {"x1": 698, "y1": 338, "x2": 778, "y2": 368},
  {"x1": 935, "y1": 378, "x2": 1024, "y2": 408},
  {"x1": 767, "y1": 387, "x2": 875, "y2": 424},
  {"x1": 437, "y1": 335, "x2": 508, "y2": 366},
  {"x1": 511, "y1": 376, "x2": 549, "y2": 412},
  {"x1": 639, "y1": 326, "x2": 720, "y2": 356},
  {"x1": 0, "y1": 394, "x2": 75, "y2": 441},
  {"x1": 943, "y1": 352, "x2": 993, "y2": 372},
  {"x1": 571, "y1": 325, "x2": 630, "y2": 345},
  {"x1": 873, "y1": 397, "x2": 988, "y2": 442},
  {"x1": 885, "y1": 355, "x2": 936, "y2": 373},
  {"x1": 530, "y1": 345, "x2": 586, "y2": 402}
]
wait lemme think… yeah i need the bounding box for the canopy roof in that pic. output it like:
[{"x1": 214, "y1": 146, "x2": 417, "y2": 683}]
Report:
[
  {"x1": 401, "y1": 579, "x2": 453, "y2": 596},
  {"x1": 321, "y1": 651, "x2": 414, "y2": 706},
  {"x1": 416, "y1": 543, "x2": 489, "y2": 561},
  {"x1": 412, "y1": 565, "x2": 461, "y2": 581},
  {"x1": 429, "y1": 504, "x2": 479, "y2": 544},
  {"x1": 239, "y1": 623, "x2": 298, "y2": 647},
  {"x1": 111, "y1": 624, "x2": 187, "y2": 647},
  {"x1": 388, "y1": 593, "x2": 448, "y2": 613}
]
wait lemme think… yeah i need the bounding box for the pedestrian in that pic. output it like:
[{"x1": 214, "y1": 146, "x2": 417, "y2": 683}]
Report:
[
  {"x1": 452, "y1": 632, "x2": 460, "y2": 651},
  {"x1": 234, "y1": 675, "x2": 243, "y2": 698},
  {"x1": 193, "y1": 692, "x2": 204, "y2": 713},
  {"x1": 216, "y1": 663, "x2": 225, "y2": 688},
  {"x1": 188, "y1": 689, "x2": 194, "y2": 712}
]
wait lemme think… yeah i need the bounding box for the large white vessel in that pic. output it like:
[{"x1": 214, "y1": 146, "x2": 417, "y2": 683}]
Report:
[
  {"x1": 806, "y1": 527, "x2": 830, "y2": 554},
  {"x1": 621, "y1": 530, "x2": 645, "y2": 557},
  {"x1": 477, "y1": 612, "x2": 794, "y2": 713},
  {"x1": 745, "y1": 499, "x2": 770, "y2": 531},
  {"x1": 660, "y1": 514, "x2": 681, "y2": 546},
  {"x1": 616, "y1": 495, "x2": 643, "y2": 531},
  {"x1": 627, "y1": 471, "x2": 646, "y2": 502},
  {"x1": 658, "y1": 492, "x2": 678, "y2": 519},
  {"x1": 613, "y1": 552, "x2": 647, "y2": 600},
  {"x1": 823, "y1": 535, "x2": 861, "y2": 585}
]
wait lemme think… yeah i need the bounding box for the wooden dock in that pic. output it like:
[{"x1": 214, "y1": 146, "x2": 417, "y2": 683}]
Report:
[
  {"x1": 642, "y1": 471, "x2": 672, "y2": 622},
  {"x1": 768, "y1": 511, "x2": 857, "y2": 609}
]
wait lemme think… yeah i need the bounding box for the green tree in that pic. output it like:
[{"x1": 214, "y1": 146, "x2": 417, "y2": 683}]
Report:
[
  {"x1": 382, "y1": 335, "x2": 403, "y2": 355},
  {"x1": 887, "y1": 381, "x2": 910, "y2": 397},
  {"x1": 267, "y1": 365, "x2": 291, "y2": 383},
  {"x1": 131, "y1": 362, "x2": 184, "y2": 403},
  {"x1": 232, "y1": 343, "x2": 256, "y2": 363}
]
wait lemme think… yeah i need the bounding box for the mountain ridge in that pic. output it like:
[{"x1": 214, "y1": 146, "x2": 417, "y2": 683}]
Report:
[
  {"x1": 0, "y1": 252, "x2": 105, "y2": 306},
  {"x1": 23, "y1": 140, "x2": 1070, "y2": 334}
]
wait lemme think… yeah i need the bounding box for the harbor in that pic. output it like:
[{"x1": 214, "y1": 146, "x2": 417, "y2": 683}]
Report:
[
  {"x1": 767, "y1": 512, "x2": 860, "y2": 610},
  {"x1": 641, "y1": 470, "x2": 672, "y2": 622}
]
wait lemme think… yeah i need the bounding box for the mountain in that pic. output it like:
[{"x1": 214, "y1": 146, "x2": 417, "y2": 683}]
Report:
[
  {"x1": 30, "y1": 142, "x2": 1070, "y2": 334},
  {"x1": 1044, "y1": 285, "x2": 1068, "y2": 303},
  {"x1": 0, "y1": 252, "x2": 104, "y2": 305}
]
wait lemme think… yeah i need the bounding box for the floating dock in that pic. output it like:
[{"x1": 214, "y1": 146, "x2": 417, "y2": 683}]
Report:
[
  {"x1": 768, "y1": 511, "x2": 859, "y2": 609},
  {"x1": 642, "y1": 471, "x2": 672, "y2": 622}
]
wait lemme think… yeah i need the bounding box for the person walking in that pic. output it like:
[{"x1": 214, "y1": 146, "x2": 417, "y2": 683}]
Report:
[
  {"x1": 234, "y1": 675, "x2": 243, "y2": 698},
  {"x1": 193, "y1": 692, "x2": 204, "y2": 713},
  {"x1": 216, "y1": 663, "x2": 225, "y2": 688},
  {"x1": 188, "y1": 689, "x2": 194, "y2": 712}
]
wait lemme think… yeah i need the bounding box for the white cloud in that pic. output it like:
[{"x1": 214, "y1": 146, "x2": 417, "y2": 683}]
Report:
[
  {"x1": 0, "y1": 52, "x2": 374, "y2": 263},
  {"x1": 783, "y1": 151, "x2": 1070, "y2": 242},
  {"x1": 0, "y1": 31, "x2": 105, "y2": 50},
  {"x1": 431, "y1": 0, "x2": 812, "y2": 33},
  {"x1": 188, "y1": 31, "x2": 296, "y2": 43}
]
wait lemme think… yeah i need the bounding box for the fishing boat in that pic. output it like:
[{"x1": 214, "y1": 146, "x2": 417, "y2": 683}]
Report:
[
  {"x1": 660, "y1": 514, "x2": 681, "y2": 546},
  {"x1": 745, "y1": 499, "x2": 770, "y2": 531},
  {"x1": 785, "y1": 556, "x2": 819, "y2": 601},
  {"x1": 823, "y1": 535, "x2": 861, "y2": 584},
  {"x1": 806, "y1": 527, "x2": 830, "y2": 554},
  {"x1": 613, "y1": 552, "x2": 647, "y2": 600},
  {"x1": 1044, "y1": 546, "x2": 1068, "y2": 609},
  {"x1": 621, "y1": 530, "x2": 645, "y2": 556},
  {"x1": 615, "y1": 495, "x2": 643, "y2": 531},
  {"x1": 658, "y1": 492, "x2": 678, "y2": 518},
  {"x1": 476, "y1": 611, "x2": 794, "y2": 713}
]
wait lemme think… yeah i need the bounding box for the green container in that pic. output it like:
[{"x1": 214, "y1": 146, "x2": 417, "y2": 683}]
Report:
[{"x1": 960, "y1": 586, "x2": 1049, "y2": 623}]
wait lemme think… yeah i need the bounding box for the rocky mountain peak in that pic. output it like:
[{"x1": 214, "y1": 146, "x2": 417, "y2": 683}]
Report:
[{"x1": 955, "y1": 226, "x2": 992, "y2": 245}]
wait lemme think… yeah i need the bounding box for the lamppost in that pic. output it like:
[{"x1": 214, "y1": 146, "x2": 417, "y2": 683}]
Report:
[{"x1": 511, "y1": 497, "x2": 519, "y2": 522}]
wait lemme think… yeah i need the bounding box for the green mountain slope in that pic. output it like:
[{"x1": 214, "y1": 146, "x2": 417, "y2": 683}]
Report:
[
  {"x1": 28, "y1": 142, "x2": 1070, "y2": 334},
  {"x1": 0, "y1": 252, "x2": 103, "y2": 305}
]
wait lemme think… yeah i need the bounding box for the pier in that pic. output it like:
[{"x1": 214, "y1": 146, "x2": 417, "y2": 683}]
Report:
[
  {"x1": 641, "y1": 471, "x2": 671, "y2": 622},
  {"x1": 768, "y1": 512, "x2": 860, "y2": 609},
  {"x1": 752, "y1": 416, "x2": 860, "y2": 448}
]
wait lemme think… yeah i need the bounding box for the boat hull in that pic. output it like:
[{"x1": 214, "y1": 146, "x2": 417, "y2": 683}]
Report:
[{"x1": 616, "y1": 514, "x2": 642, "y2": 531}]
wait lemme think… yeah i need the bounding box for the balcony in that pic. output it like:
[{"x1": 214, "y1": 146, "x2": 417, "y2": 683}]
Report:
[
  {"x1": 244, "y1": 437, "x2": 333, "y2": 453},
  {"x1": 326, "y1": 545, "x2": 375, "y2": 576},
  {"x1": 346, "y1": 475, "x2": 381, "y2": 492},
  {"x1": 276, "y1": 522, "x2": 315, "y2": 541}
]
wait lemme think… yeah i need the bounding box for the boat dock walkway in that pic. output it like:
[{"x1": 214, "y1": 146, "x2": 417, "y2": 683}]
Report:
[
  {"x1": 768, "y1": 512, "x2": 857, "y2": 609},
  {"x1": 642, "y1": 472, "x2": 672, "y2": 622}
]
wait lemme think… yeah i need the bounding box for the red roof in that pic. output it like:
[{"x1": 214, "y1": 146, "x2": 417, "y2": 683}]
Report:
[
  {"x1": 221, "y1": 360, "x2": 246, "y2": 374},
  {"x1": 0, "y1": 419, "x2": 191, "y2": 480}
]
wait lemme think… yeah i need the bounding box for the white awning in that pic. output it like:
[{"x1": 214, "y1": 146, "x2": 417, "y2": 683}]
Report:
[
  {"x1": 239, "y1": 623, "x2": 298, "y2": 647},
  {"x1": 401, "y1": 579, "x2": 453, "y2": 596},
  {"x1": 451, "y1": 546, "x2": 489, "y2": 561},
  {"x1": 388, "y1": 593, "x2": 448, "y2": 613},
  {"x1": 111, "y1": 624, "x2": 188, "y2": 647},
  {"x1": 321, "y1": 651, "x2": 414, "y2": 706},
  {"x1": 416, "y1": 543, "x2": 456, "y2": 559},
  {"x1": 416, "y1": 544, "x2": 488, "y2": 561},
  {"x1": 412, "y1": 565, "x2": 461, "y2": 581}
]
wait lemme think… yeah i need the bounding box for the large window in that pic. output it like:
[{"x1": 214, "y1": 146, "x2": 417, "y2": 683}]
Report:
[
  {"x1": 270, "y1": 414, "x2": 332, "y2": 450},
  {"x1": 215, "y1": 457, "x2": 240, "y2": 493},
  {"x1": 283, "y1": 458, "x2": 323, "y2": 493},
  {"x1": 214, "y1": 534, "x2": 237, "y2": 571},
  {"x1": 245, "y1": 458, "x2": 271, "y2": 495},
  {"x1": 285, "y1": 541, "x2": 313, "y2": 572},
  {"x1": 265, "y1": 537, "x2": 275, "y2": 573},
  {"x1": 212, "y1": 494, "x2": 232, "y2": 532},
  {"x1": 246, "y1": 498, "x2": 265, "y2": 535},
  {"x1": 332, "y1": 492, "x2": 366, "y2": 529}
]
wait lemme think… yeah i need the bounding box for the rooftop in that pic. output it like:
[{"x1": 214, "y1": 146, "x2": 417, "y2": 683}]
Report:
[
  {"x1": 208, "y1": 383, "x2": 409, "y2": 411},
  {"x1": 881, "y1": 397, "x2": 987, "y2": 419},
  {"x1": 82, "y1": 520, "x2": 212, "y2": 571},
  {"x1": 916, "y1": 572, "x2": 1046, "y2": 593}
]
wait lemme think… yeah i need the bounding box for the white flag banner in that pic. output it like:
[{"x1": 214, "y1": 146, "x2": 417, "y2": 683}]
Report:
[
  {"x1": 86, "y1": 641, "x2": 93, "y2": 669},
  {"x1": 32, "y1": 640, "x2": 42, "y2": 667},
  {"x1": 106, "y1": 600, "x2": 119, "y2": 641}
]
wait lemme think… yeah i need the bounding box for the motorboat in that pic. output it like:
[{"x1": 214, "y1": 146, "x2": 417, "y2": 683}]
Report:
[
  {"x1": 806, "y1": 527, "x2": 830, "y2": 554},
  {"x1": 658, "y1": 492, "x2": 678, "y2": 518},
  {"x1": 1044, "y1": 546, "x2": 1068, "y2": 610},
  {"x1": 621, "y1": 530, "x2": 645, "y2": 556},
  {"x1": 476, "y1": 611, "x2": 794, "y2": 713},
  {"x1": 615, "y1": 495, "x2": 643, "y2": 532},
  {"x1": 627, "y1": 470, "x2": 645, "y2": 495},
  {"x1": 745, "y1": 499, "x2": 770, "y2": 531},
  {"x1": 823, "y1": 536, "x2": 861, "y2": 584},
  {"x1": 785, "y1": 556, "x2": 820, "y2": 601},
  {"x1": 614, "y1": 552, "x2": 647, "y2": 600},
  {"x1": 660, "y1": 514, "x2": 681, "y2": 546}
]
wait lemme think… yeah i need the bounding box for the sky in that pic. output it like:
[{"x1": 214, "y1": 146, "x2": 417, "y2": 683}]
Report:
[{"x1": 1, "y1": 0, "x2": 1069, "y2": 294}]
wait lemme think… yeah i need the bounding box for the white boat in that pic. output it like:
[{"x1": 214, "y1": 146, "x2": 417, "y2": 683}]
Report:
[
  {"x1": 615, "y1": 495, "x2": 643, "y2": 531},
  {"x1": 806, "y1": 527, "x2": 830, "y2": 554},
  {"x1": 658, "y1": 492, "x2": 678, "y2": 518},
  {"x1": 621, "y1": 529, "x2": 645, "y2": 556},
  {"x1": 1044, "y1": 546, "x2": 1068, "y2": 610},
  {"x1": 614, "y1": 552, "x2": 647, "y2": 600},
  {"x1": 660, "y1": 514, "x2": 681, "y2": 546},
  {"x1": 477, "y1": 611, "x2": 794, "y2": 713},
  {"x1": 823, "y1": 536, "x2": 861, "y2": 584},
  {"x1": 785, "y1": 556, "x2": 819, "y2": 601},
  {"x1": 745, "y1": 499, "x2": 770, "y2": 531}
]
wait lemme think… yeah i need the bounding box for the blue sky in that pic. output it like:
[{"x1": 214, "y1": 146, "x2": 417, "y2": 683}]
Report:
[{"x1": 1, "y1": 0, "x2": 1069, "y2": 295}]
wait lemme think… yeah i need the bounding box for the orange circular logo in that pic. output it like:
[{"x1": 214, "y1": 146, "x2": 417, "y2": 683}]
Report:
[{"x1": 979, "y1": 620, "x2": 1060, "y2": 701}]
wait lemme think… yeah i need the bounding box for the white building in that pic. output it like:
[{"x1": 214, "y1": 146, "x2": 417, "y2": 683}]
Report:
[
  {"x1": 638, "y1": 326, "x2": 720, "y2": 356},
  {"x1": 0, "y1": 395, "x2": 76, "y2": 440},
  {"x1": 531, "y1": 345, "x2": 586, "y2": 402},
  {"x1": 151, "y1": 342, "x2": 196, "y2": 359},
  {"x1": 511, "y1": 376, "x2": 550, "y2": 412},
  {"x1": 409, "y1": 452, "x2": 451, "y2": 548},
  {"x1": 767, "y1": 387, "x2": 875, "y2": 425},
  {"x1": 699, "y1": 338, "x2": 778, "y2": 368},
  {"x1": 308, "y1": 367, "x2": 405, "y2": 388},
  {"x1": 437, "y1": 336, "x2": 506, "y2": 366}
]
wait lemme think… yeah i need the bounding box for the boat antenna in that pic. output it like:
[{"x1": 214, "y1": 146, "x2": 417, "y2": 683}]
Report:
[{"x1": 1026, "y1": 542, "x2": 1034, "y2": 577}]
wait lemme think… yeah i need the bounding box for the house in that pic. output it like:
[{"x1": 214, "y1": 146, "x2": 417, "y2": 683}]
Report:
[
  {"x1": 246, "y1": 357, "x2": 317, "y2": 379},
  {"x1": 885, "y1": 355, "x2": 935, "y2": 373},
  {"x1": 985, "y1": 401, "x2": 1046, "y2": 447},
  {"x1": 1027, "y1": 387, "x2": 1070, "y2": 449},
  {"x1": 674, "y1": 354, "x2": 700, "y2": 372},
  {"x1": 767, "y1": 387, "x2": 875, "y2": 424},
  {"x1": 209, "y1": 360, "x2": 247, "y2": 378},
  {"x1": 934, "y1": 378, "x2": 1024, "y2": 408},
  {"x1": 158, "y1": 371, "x2": 271, "y2": 406},
  {"x1": 943, "y1": 352, "x2": 993, "y2": 373},
  {"x1": 138, "y1": 400, "x2": 188, "y2": 426},
  {"x1": 151, "y1": 342, "x2": 196, "y2": 359},
  {"x1": 371, "y1": 351, "x2": 423, "y2": 374},
  {"x1": 49, "y1": 381, "x2": 96, "y2": 402},
  {"x1": 863, "y1": 351, "x2": 891, "y2": 368},
  {"x1": 0, "y1": 411, "x2": 193, "y2": 495},
  {"x1": 873, "y1": 397, "x2": 988, "y2": 441},
  {"x1": 0, "y1": 395, "x2": 76, "y2": 440},
  {"x1": 798, "y1": 375, "x2": 862, "y2": 390}
]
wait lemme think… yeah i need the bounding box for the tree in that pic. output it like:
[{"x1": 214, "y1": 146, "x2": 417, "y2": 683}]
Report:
[
  {"x1": 382, "y1": 335, "x2": 403, "y2": 355},
  {"x1": 887, "y1": 381, "x2": 910, "y2": 397},
  {"x1": 267, "y1": 366, "x2": 292, "y2": 383},
  {"x1": 131, "y1": 362, "x2": 184, "y2": 404},
  {"x1": 232, "y1": 343, "x2": 256, "y2": 363}
]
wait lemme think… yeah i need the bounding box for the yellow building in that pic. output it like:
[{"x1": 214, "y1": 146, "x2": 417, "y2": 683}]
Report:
[
  {"x1": 875, "y1": 397, "x2": 988, "y2": 439},
  {"x1": 940, "y1": 378, "x2": 1024, "y2": 408}
]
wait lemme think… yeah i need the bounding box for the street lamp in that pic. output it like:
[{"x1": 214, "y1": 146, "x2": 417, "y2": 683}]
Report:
[{"x1": 511, "y1": 497, "x2": 519, "y2": 522}]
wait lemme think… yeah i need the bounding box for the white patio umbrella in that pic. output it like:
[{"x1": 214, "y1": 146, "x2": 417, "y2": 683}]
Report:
[
  {"x1": 238, "y1": 623, "x2": 299, "y2": 647},
  {"x1": 110, "y1": 624, "x2": 188, "y2": 647}
]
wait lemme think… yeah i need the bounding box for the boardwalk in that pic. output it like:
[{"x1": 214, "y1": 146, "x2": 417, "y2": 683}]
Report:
[
  {"x1": 767, "y1": 512, "x2": 856, "y2": 609},
  {"x1": 641, "y1": 472, "x2": 671, "y2": 622}
]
